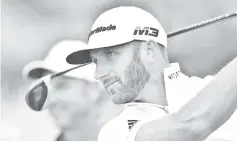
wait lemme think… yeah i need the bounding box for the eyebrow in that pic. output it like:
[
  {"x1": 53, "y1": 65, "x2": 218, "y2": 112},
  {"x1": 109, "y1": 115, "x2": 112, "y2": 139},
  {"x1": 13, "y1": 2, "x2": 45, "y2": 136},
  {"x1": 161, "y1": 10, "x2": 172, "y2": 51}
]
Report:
[
  {"x1": 89, "y1": 44, "x2": 124, "y2": 58},
  {"x1": 89, "y1": 49, "x2": 103, "y2": 59}
]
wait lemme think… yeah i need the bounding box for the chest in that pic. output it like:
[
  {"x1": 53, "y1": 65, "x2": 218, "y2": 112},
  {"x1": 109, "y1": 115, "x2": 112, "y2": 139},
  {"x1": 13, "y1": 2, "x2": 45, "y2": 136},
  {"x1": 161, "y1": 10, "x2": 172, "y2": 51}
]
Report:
[{"x1": 98, "y1": 106, "x2": 167, "y2": 141}]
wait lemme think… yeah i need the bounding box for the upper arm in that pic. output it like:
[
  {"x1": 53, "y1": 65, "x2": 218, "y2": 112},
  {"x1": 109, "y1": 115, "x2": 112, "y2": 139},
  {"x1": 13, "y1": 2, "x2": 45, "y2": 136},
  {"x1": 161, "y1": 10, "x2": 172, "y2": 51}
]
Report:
[
  {"x1": 135, "y1": 115, "x2": 207, "y2": 141},
  {"x1": 145, "y1": 58, "x2": 237, "y2": 141}
]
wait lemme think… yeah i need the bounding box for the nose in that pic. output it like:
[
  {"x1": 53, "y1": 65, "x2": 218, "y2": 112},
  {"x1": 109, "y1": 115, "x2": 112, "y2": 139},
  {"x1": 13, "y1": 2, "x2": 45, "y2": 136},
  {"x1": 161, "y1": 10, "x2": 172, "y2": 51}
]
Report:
[{"x1": 94, "y1": 61, "x2": 110, "y2": 80}]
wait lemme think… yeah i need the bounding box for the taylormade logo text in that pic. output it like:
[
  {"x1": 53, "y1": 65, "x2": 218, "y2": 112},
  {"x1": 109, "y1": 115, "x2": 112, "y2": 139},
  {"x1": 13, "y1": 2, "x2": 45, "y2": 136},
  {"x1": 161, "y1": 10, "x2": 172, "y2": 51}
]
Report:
[
  {"x1": 88, "y1": 24, "x2": 116, "y2": 38},
  {"x1": 133, "y1": 27, "x2": 159, "y2": 37}
]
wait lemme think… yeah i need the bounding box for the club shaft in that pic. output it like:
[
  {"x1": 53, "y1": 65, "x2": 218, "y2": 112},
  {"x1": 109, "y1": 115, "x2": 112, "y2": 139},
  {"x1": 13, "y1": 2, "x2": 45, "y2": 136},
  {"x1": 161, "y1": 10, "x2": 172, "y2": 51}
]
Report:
[
  {"x1": 51, "y1": 63, "x2": 91, "y2": 79},
  {"x1": 167, "y1": 11, "x2": 237, "y2": 38}
]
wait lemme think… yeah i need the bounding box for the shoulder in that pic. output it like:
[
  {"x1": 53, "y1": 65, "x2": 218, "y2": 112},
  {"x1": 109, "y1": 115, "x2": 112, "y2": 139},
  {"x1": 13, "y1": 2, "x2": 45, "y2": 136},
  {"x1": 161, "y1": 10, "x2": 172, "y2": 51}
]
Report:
[
  {"x1": 98, "y1": 116, "x2": 120, "y2": 133},
  {"x1": 165, "y1": 62, "x2": 215, "y2": 94},
  {"x1": 189, "y1": 75, "x2": 214, "y2": 86},
  {"x1": 165, "y1": 63, "x2": 215, "y2": 113},
  {"x1": 97, "y1": 114, "x2": 127, "y2": 141}
]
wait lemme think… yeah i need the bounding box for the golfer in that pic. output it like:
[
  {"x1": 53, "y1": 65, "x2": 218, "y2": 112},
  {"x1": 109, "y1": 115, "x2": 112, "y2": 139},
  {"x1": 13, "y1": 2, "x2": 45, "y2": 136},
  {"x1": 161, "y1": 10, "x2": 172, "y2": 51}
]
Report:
[{"x1": 66, "y1": 6, "x2": 237, "y2": 141}]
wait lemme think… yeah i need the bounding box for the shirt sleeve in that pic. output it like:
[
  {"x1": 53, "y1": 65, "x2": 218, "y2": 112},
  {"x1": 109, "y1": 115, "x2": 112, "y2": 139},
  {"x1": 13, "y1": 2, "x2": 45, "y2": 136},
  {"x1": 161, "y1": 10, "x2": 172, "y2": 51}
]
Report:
[{"x1": 165, "y1": 72, "x2": 214, "y2": 113}]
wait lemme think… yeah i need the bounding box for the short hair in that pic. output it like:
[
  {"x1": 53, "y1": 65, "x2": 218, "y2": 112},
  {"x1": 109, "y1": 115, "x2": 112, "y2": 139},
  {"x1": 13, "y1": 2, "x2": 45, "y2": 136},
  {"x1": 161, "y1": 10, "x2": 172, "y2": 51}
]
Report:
[{"x1": 129, "y1": 40, "x2": 169, "y2": 62}]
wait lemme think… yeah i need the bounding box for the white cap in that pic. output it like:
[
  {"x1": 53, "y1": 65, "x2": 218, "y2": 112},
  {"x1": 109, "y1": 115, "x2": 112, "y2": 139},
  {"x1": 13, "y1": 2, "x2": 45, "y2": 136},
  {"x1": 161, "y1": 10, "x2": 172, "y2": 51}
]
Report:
[
  {"x1": 66, "y1": 6, "x2": 167, "y2": 65},
  {"x1": 22, "y1": 40, "x2": 96, "y2": 82}
]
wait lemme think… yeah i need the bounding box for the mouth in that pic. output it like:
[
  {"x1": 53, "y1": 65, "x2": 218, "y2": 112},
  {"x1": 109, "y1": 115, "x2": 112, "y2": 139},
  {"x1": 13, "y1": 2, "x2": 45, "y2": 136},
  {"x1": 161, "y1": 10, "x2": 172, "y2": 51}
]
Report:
[
  {"x1": 108, "y1": 88, "x2": 116, "y2": 96},
  {"x1": 103, "y1": 77, "x2": 119, "y2": 89}
]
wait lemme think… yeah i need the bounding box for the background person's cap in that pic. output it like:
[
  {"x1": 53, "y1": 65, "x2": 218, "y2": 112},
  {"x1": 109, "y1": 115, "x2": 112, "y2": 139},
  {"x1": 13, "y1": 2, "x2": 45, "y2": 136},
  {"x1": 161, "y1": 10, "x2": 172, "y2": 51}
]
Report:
[
  {"x1": 66, "y1": 6, "x2": 167, "y2": 65},
  {"x1": 22, "y1": 40, "x2": 97, "y2": 82}
]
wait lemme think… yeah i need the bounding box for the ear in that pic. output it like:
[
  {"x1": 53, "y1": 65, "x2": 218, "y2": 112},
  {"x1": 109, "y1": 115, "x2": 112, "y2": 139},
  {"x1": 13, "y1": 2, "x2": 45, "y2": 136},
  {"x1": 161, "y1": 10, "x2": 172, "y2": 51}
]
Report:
[
  {"x1": 140, "y1": 40, "x2": 159, "y2": 64},
  {"x1": 158, "y1": 43, "x2": 169, "y2": 62}
]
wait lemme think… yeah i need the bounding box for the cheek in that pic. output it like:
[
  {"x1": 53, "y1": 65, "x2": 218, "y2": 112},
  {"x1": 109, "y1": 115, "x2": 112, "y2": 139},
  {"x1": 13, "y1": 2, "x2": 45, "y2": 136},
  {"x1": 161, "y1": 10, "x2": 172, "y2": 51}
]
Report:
[{"x1": 112, "y1": 55, "x2": 132, "y2": 82}]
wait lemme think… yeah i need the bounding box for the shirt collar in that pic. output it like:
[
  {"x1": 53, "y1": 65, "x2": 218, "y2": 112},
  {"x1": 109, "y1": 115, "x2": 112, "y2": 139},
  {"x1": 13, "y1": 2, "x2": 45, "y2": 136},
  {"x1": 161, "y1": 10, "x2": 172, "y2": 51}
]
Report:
[
  {"x1": 124, "y1": 102, "x2": 169, "y2": 114},
  {"x1": 123, "y1": 62, "x2": 181, "y2": 112}
]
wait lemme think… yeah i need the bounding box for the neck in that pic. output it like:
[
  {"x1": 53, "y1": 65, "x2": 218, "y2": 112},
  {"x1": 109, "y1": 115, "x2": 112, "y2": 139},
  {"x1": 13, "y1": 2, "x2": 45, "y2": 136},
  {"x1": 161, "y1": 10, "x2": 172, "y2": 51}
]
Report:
[{"x1": 134, "y1": 72, "x2": 168, "y2": 106}]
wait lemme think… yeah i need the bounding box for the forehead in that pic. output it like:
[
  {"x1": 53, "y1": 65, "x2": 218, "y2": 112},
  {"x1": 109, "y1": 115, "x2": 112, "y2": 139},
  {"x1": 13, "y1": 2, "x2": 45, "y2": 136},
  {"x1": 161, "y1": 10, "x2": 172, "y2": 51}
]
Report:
[{"x1": 90, "y1": 42, "x2": 133, "y2": 57}]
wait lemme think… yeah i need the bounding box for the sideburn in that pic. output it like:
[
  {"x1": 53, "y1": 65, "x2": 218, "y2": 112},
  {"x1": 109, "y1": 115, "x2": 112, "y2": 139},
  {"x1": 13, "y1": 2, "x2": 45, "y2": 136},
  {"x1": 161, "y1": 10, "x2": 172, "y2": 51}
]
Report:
[{"x1": 124, "y1": 46, "x2": 150, "y2": 95}]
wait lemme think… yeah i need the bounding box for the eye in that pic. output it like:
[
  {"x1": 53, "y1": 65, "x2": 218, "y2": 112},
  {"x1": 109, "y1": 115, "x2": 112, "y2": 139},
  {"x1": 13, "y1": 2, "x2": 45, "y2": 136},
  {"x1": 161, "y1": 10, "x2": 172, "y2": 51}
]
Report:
[
  {"x1": 106, "y1": 51, "x2": 117, "y2": 60},
  {"x1": 91, "y1": 57, "x2": 97, "y2": 64}
]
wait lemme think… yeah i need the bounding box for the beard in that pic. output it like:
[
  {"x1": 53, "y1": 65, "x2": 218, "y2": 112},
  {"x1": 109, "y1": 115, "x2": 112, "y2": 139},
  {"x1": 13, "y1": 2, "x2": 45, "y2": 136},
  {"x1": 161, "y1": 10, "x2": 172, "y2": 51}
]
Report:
[{"x1": 107, "y1": 47, "x2": 150, "y2": 104}]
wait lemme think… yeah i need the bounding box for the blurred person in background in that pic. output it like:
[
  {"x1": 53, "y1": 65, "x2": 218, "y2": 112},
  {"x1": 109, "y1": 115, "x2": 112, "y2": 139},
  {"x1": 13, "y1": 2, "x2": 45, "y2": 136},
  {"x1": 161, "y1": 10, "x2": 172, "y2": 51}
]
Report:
[
  {"x1": 22, "y1": 40, "x2": 122, "y2": 140},
  {"x1": 0, "y1": 120, "x2": 21, "y2": 140},
  {"x1": 66, "y1": 6, "x2": 237, "y2": 141}
]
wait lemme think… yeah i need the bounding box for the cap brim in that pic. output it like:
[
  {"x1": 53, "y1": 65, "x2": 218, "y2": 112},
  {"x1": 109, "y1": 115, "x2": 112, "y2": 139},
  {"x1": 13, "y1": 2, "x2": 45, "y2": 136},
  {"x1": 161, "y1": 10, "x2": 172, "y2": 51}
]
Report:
[
  {"x1": 22, "y1": 60, "x2": 53, "y2": 80},
  {"x1": 66, "y1": 40, "x2": 133, "y2": 65},
  {"x1": 66, "y1": 49, "x2": 92, "y2": 65},
  {"x1": 66, "y1": 40, "x2": 140, "y2": 65}
]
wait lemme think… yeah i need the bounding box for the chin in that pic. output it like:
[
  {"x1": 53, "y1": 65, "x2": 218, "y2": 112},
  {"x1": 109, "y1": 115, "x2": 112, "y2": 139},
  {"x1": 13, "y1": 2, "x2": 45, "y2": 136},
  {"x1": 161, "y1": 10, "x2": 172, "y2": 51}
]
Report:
[
  {"x1": 110, "y1": 91, "x2": 136, "y2": 104},
  {"x1": 111, "y1": 98, "x2": 127, "y2": 104}
]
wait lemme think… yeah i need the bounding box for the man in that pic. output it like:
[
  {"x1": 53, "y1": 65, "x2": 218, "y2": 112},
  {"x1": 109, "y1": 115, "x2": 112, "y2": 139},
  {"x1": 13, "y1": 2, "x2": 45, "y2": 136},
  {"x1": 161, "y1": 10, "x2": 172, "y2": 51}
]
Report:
[
  {"x1": 22, "y1": 40, "x2": 122, "y2": 140},
  {"x1": 66, "y1": 7, "x2": 237, "y2": 141}
]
